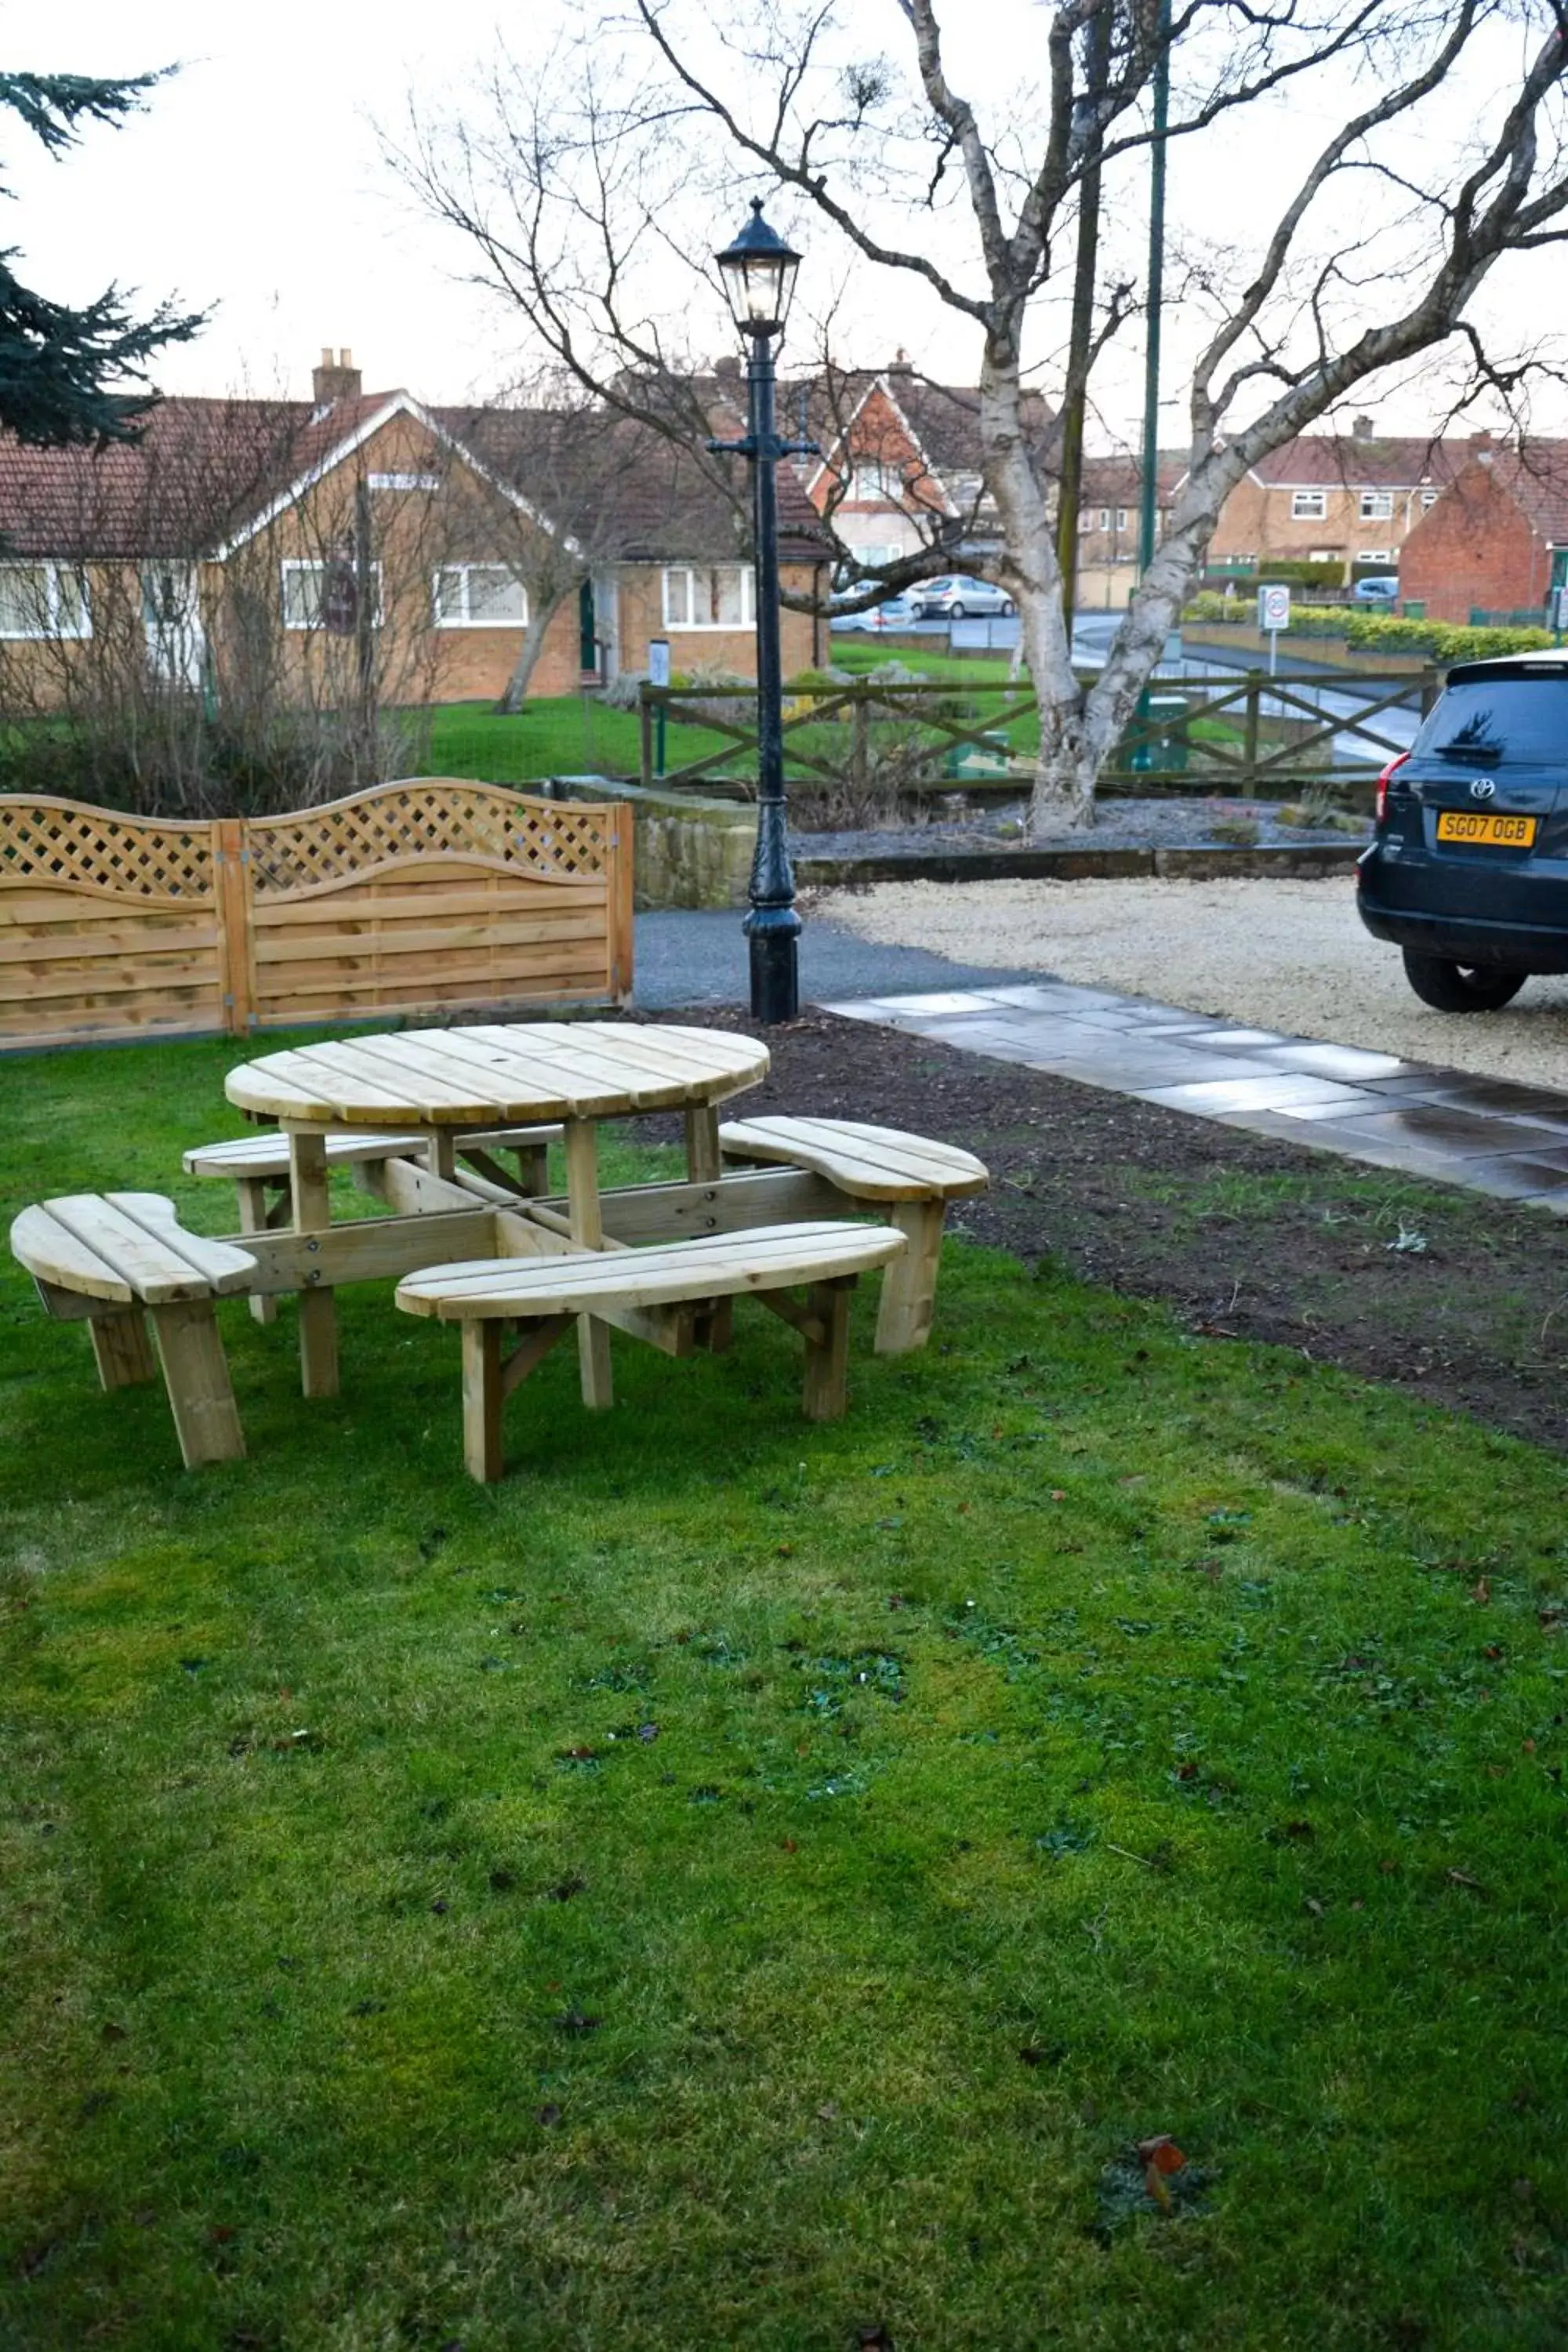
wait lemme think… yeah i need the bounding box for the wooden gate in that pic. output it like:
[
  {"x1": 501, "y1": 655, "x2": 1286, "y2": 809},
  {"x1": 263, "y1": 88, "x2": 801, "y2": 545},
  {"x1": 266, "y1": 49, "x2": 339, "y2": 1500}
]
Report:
[{"x1": 0, "y1": 779, "x2": 633, "y2": 1051}]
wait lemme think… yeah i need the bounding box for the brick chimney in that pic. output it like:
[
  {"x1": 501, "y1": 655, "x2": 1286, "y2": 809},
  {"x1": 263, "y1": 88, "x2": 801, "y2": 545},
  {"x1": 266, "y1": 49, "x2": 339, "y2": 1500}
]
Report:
[
  {"x1": 312, "y1": 347, "x2": 361, "y2": 405},
  {"x1": 1352, "y1": 414, "x2": 1374, "y2": 441},
  {"x1": 888, "y1": 347, "x2": 914, "y2": 378}
]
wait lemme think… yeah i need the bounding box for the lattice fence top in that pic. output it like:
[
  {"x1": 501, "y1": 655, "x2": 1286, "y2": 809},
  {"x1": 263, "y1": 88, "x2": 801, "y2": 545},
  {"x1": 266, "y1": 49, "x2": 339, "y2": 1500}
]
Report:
[
  {"x1": 246, "y1": 779, "x2": 612, "y2": 897},
  {"x1": 0, "y1": 797, "x2": 215, "y2": 901}
]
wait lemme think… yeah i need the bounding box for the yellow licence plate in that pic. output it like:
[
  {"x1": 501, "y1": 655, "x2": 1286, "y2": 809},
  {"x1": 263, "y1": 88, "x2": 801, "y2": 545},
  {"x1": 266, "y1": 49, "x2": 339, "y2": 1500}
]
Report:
[{"x1": 1436, "y1": 810, "x2": 1537, "y2": 848}]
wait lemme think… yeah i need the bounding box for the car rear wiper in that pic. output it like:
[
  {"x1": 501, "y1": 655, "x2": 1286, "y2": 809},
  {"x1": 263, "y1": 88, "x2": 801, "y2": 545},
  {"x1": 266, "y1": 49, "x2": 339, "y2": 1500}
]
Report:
[{"x1": 1433, "y1": 741, "x2": 1501, "y2": 764}]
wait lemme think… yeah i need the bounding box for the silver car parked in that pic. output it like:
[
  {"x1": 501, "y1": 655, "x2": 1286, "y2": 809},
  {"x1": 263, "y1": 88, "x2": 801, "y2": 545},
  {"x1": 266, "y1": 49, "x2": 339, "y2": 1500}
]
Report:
[{"x1": 909, "y1": 573, "x2": 1015, "y2": 619}]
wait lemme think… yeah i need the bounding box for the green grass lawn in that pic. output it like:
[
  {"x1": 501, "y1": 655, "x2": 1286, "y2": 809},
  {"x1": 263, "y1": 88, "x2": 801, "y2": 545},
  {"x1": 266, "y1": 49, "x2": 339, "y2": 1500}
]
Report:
[{"x1": 5, "y1": 1034, "x2": 1568, "y2": 2347}]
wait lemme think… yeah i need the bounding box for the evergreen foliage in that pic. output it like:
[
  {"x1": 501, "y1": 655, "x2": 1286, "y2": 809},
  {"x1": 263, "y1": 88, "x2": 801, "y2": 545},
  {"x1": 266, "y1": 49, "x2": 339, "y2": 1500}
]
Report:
[{"x1": 0, "y1": 67, "x2": 206, "y2": 447}]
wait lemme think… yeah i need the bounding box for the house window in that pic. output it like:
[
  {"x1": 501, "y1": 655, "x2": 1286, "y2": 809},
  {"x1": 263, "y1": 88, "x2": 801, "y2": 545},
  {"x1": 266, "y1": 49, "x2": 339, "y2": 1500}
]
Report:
[
  {"x1": 1359, "y1": 490, "x2": 1394, "y2": 521},
  {"x1": 1115, "y1": 508, "x2": 1129, "y2": 531},
  {"x1": 1357, "y1": 550, "x2": 1392, "y2": 564},
  {"x1": 1077, "y1": 511, "x2": 1092, "y2": 534},
  {"x1": 849, "y1": 462, "x2": 898, "y2": 501},
  {"x1": 662, "y1": 566, "x2": 755, "y2": 629},
  {"x1": 1420, "y1": 489, "x2": 1439, "y2": 510},
  {"x1": 432, "y1": 565, "x2": 528, "y2": 626},
  {"x1": 0, "y1": 562, "x2": 90, "y2": 641},
  {"x1": 1290, "y1": 490, "x2": 1328, "y2": 520},
  {"x1": 281, "y1": 560, "x2": 383, "y2": 631},
  {"x1": 1097, "y1": 508, "x2": 1111, "y2": 531}
]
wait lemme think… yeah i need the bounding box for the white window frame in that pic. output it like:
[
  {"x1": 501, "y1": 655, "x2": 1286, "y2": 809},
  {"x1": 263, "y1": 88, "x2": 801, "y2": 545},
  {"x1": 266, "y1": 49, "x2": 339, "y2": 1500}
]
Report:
[
  {"x1": 368, "y1": 471, "x2": 440, "y2": 492},
  {"x1": 661, "y1": 565, "x2": 756, "y2": 630},
  {"x1": 0, "y1": 561, "x2": 91, "y2": 641},
  {"x1": 1115, "y1": 507, "x2": 1129, "y2": 531},
  {"x1": 1359, "y1": 490, "x2": 1394, "y2": 521},
  {"x1": 1420, "y1": 489, "x2": 1439, "y2": 510},
  {"x1": 281, "y1": 559, "x2": 383, "y2": 631},
  {"x1": 1357, "y1": 549, "x2": 1393, "y2": 564},
  {"x1": 431, "y1": 564, "x2": 530, "y2": 629},
  {"x1": 849, "y1": 461, "x2": 898, "y2": 501},
  {"x1": 1290, "y1": 489, "x2": 1328, "y2": 521},
  {"x1": 1097, "y1": 508, "x2": 1111, "y2": 531}
]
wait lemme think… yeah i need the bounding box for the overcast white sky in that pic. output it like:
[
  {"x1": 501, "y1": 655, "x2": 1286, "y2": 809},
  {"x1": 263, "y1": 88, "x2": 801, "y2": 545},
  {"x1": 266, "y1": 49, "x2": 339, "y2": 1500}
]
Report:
[{"x1": 7, "y1": 0, "x2": 1563, "y2": 445}]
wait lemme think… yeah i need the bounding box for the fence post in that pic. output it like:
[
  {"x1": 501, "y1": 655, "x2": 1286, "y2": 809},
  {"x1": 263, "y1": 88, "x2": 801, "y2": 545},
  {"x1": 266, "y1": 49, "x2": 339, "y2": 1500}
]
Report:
[
  {"x1": 1242, "y1": 674, "x2": 1261, "y2": 790},
  {"x1": 851, "y1": 695, "x2": 869, "y2": 792},
  {"x1": 640, "y1": 694, "x2": 653, "y2": 790},
  {"x1": 212, "y1": 818, "x2": 256, "y2": 1036}
]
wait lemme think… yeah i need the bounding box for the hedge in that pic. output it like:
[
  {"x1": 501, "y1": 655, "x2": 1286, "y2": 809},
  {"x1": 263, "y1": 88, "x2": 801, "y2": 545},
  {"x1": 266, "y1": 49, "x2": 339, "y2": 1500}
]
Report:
[{"x1": 1179, "y1": 597, "x2": 1555, "y2": 663}]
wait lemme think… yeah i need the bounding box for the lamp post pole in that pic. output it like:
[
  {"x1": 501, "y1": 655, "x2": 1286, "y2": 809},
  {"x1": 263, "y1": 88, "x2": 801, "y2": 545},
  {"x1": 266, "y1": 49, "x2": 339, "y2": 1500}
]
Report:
[
  {"x1": 742, "y1": 328, "x2": 799, "y2": 1022},
  {"x1": 711, "y1": 199, "x2": 815, "y2": 1025}
]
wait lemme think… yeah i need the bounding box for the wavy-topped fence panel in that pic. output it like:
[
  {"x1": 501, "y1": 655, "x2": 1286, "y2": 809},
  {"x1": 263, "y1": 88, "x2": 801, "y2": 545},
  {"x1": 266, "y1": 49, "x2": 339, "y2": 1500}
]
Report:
[{"x1": 0, "y1": 779, "x2": 633, "y2": 1049}]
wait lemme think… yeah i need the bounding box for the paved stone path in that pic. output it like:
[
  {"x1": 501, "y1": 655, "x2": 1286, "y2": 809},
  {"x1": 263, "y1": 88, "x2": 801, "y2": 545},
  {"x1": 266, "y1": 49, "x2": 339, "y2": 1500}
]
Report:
[{"x1": 822, "y1": 982, "x2": 1568, "y2": 1210}]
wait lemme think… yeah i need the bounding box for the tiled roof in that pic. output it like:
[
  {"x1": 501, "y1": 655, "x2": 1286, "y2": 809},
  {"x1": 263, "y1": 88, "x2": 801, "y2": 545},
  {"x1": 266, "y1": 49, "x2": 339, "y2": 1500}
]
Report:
[
  {"x1": 779, "y1": 365, "x2": 1054, "y2": 496},
  {"x1": 1450, "y1": 442, "x2": 1568, "y2": 546},
  {"x1": 1248, "y1": 432, "x2": 1474, "y2": 490},
  {"x1": 0, "y1": 390, "x2": 830, "y2": 569},
  {"x1": 1080, "y1": 451, "x2": 1184, "y2": 504},
  {"x1": 0, "y1": 394, "x2": 406, "y2": 559},
  {"x1": 441, "y1": 401, "x2": 830, "y2": 566}
]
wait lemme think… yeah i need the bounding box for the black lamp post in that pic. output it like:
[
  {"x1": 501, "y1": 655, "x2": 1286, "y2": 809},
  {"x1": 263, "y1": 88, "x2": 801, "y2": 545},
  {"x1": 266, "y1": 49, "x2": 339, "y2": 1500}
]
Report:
[{"x1": 710, "y1": 199, "x2": 815, "y2": 1024}]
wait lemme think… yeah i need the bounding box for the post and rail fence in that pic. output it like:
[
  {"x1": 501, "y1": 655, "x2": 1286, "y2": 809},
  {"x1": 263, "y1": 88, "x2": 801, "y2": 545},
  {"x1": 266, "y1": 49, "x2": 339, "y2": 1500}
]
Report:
[
  {"x1": 638, "y1": 670, "x2": 1442, "y2": 802},
  {"x1": 0, "y1": 778, "x2": 633, "y2": 1053}
]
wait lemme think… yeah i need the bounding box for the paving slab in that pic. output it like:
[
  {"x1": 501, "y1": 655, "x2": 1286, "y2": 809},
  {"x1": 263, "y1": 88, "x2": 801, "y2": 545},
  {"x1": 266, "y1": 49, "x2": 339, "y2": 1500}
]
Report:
[{"x1": 819, "y1": 976, "x2": 1568, "y2": 1214}]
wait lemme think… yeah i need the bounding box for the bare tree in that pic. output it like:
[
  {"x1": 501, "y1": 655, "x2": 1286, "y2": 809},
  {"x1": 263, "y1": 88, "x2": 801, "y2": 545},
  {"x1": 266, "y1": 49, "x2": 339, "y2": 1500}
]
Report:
[
  {"x1": 399, "y1": 1, "x2": 1568, "y2": 829},
  {"x1": 0, "y1": 400, "x2": 450, "y2": 815}
]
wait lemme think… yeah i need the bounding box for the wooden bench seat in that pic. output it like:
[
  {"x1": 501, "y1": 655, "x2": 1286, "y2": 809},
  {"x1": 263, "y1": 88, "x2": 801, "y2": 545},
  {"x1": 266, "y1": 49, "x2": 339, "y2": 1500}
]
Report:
[
  {"x1": 717, "y1": 1116, "x2": 989, "y2": 1354},
  {"x1": 11, "y1": 1192, "x2": 257, "y2": 1468},
  {"x1": 396, "y1": 1220, "x2": 906, "y2": 1482},
  {"x1": 183, "y1": 1123, "x2": 564, "y2": 1327}
]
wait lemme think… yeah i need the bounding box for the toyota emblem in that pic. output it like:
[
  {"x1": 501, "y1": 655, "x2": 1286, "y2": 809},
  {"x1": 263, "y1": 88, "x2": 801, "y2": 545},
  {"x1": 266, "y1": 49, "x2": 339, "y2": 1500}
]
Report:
[{"x1": 1469, "y1": 778, "x2": 1497, "y2": 800}]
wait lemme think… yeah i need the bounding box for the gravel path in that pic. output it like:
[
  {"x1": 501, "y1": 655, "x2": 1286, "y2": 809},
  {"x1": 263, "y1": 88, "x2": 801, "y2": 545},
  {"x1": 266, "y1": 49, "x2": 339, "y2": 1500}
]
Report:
[{"x1": 824, "y1": 875, "x2": 1568, "y2": 1088}]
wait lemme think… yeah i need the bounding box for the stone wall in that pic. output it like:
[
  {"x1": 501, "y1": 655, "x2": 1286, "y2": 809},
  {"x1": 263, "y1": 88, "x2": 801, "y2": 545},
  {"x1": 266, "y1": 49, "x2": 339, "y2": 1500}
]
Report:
[{"x1": 552, "y1": 775, "x2": 756, "y2": 909}]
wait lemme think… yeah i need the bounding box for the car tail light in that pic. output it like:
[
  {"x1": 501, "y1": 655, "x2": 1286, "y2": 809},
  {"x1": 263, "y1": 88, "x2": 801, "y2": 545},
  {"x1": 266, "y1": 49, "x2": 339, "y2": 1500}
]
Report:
[{"x1": 1375, "y1": 751, "x2": 1410, "y2": 824}]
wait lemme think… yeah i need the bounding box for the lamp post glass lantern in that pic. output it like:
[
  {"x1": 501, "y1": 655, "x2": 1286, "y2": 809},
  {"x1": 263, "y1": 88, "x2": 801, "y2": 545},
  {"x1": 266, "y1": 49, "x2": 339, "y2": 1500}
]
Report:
[{"x1": 711, "y1": 201, "x2": 812, "y2": 1024}]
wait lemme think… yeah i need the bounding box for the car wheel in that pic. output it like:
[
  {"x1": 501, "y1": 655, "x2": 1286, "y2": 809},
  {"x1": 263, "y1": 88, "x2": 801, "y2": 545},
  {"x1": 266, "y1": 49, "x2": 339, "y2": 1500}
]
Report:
[
  {"x1": 1001, "y1": 600, "x2": 1015, "y2": 616},
  {"x1": 948, "y1": 601, "x2": 967, "y2": 619},
  {"x1": 1400, "y1": 950, "x2": 1527, "y2": 1012}
]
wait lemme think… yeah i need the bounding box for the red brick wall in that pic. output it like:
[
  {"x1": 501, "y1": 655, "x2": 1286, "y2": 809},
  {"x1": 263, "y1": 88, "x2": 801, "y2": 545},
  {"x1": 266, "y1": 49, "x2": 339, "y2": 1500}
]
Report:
[{"x1": 1399, "y1": 463, "x2": 1549, "y2": 624}]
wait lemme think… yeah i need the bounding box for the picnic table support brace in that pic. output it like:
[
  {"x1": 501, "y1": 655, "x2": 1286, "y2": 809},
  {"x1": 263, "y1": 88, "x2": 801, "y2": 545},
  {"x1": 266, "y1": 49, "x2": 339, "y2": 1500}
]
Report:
[
  {"x1": 289, "y1": 1131, "x2": 339, "y2": 1399},
  {"x1": 564, "y1": 1116, "x2": 614, "y2": 1409}
]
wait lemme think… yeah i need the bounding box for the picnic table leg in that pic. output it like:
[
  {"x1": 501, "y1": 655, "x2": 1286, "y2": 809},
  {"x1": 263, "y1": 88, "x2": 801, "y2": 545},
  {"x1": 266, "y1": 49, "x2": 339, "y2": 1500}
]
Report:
[
  {"x1": 563, "y1": 1116, "x2": 613, "y2": 1409},
  {"x1": 89, "y1": 1308, "x2": 158, "y2": 1390},
  {"x1": 148, "y1": 1300, "x2": 246, "y2": 1467},
  {"x1": 289, "y1": 1131, "x2": 339, "y2": 1399},
  {"x1": 237, "y1": 1175, "x2": 278, "y2": 1327},
  {"x1": 683, "y1": 1105, "x2": 734, "y2": 1351},
  {"x1": 461, "y1": 1320, "x2": 505, "y2": 1482},
  {"x1": 874, "y1": 1201, "x2": 946, "y2": 1355},
  {"x1": 802, "y1": 1276, "x2": 855, "y2": 1421}
]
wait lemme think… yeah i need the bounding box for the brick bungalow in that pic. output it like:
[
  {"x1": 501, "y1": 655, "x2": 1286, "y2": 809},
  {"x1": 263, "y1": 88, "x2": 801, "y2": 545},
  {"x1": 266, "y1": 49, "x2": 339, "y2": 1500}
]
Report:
[
  {"x1": 1397, "y1": 440, "x2": 1568, "y2": 624},
  {"x1": 0, "y1": 351, "x2": 829, "y2": 713}
]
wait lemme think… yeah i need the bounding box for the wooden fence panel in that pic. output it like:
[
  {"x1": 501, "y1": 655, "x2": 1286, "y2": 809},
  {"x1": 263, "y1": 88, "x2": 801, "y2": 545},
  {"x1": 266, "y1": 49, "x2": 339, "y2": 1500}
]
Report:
[
  {"x1": 0, "y1": 798, "x2": 226, "y2": 1048},
  {"x1": 0, "y1": 779, "x2": 632, "y2": 1052}
]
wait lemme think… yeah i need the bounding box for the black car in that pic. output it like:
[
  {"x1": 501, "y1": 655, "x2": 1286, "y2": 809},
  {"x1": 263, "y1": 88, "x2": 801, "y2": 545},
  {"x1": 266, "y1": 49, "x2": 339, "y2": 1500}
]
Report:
[{"x1": 1356, "y1": 651, "x2": 1568, "y2": 1009}]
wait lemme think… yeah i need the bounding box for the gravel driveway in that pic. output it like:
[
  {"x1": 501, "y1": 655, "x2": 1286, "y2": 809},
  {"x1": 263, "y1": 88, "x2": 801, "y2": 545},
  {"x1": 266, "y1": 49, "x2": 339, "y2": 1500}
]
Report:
[{"x1": 824, "y1": 875, "x2": 1568, "y2": 1087}]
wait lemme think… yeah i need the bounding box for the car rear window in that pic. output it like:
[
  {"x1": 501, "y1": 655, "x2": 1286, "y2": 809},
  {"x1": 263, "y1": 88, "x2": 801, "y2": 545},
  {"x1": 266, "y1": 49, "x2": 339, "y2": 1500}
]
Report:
[{"x1": 1413, "y1": 677, "x2": 1568, "y2": 765}]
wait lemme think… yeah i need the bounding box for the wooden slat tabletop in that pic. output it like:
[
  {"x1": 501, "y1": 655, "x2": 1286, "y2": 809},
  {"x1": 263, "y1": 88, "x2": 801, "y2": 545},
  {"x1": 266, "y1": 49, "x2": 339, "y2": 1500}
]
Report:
[{"x1": 227, "y1": 1022, "x2": 768, "y2": 1128}]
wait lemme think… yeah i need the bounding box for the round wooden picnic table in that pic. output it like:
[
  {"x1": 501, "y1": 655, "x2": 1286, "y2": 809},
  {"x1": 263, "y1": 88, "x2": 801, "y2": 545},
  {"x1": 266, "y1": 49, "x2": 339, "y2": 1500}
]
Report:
[{"x1": 225, "y1": 1022, "x2": 770, "y2": 1404}]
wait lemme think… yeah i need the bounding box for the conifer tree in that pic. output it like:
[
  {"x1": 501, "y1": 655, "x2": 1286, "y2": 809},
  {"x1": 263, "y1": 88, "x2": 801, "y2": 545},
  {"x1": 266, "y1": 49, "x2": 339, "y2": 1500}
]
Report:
[{"x1": 0, "y1": 68, "x2": 206, "y2": 446}]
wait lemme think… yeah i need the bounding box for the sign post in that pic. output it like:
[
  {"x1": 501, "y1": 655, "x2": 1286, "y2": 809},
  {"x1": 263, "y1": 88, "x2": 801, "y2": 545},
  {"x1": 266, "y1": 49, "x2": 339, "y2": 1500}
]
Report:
[
  {"x1": 1257, "y1": 583, "x2": 1290, "y2": 677},
  {"x1": 648, "y1": 637, "x2": 670, "y2": 779}
]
